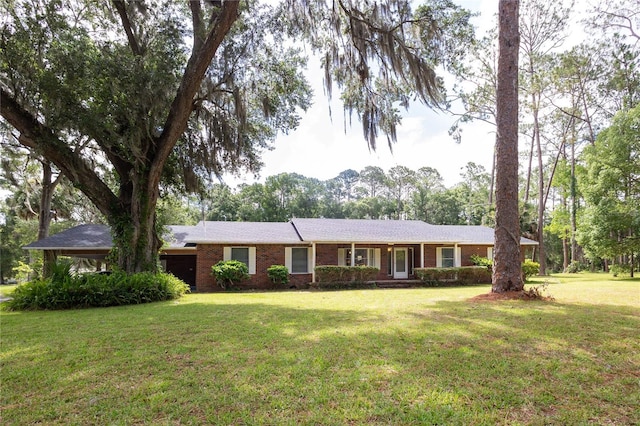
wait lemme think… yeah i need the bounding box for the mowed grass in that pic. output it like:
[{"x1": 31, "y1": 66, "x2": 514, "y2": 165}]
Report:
[{"x1": 1, "y1": 274, "x2": 638, "y2": 425}]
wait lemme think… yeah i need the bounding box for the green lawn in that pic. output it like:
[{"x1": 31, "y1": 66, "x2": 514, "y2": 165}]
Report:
[{"x1": 1, "y1": 273, "x2": 638, "y2": 425}]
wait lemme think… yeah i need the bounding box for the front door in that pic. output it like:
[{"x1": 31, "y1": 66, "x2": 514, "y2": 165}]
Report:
[{"x1": 393, "y1": 247, "x2": 408, "y2": 279}]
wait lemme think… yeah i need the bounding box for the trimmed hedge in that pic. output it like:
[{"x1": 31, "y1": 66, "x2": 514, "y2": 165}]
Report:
[
  {"x1": 313, "y1": 266, "x2": 379, "y2": 288},
  {"x1": 414, "y1": 266, "x2": 492, "y2": 286},
  {"x1": 4, "y1": 271, "x2": 189, "y2": 311}
]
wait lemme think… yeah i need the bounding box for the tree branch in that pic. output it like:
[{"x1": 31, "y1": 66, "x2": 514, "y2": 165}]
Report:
[
  {"x1": 112, "y1": 0, "x2": 143, "y2": 55},
  {"x1": 1, "y1": 89, "x2": 119, "y2": 216},
  {"x1": 150, "y1": 1, "x2": 239, "y2": 193}
]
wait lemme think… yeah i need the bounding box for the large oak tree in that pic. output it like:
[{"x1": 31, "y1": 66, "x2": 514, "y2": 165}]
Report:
[{"x1": 1, "y1": 0, "x2": 472, "y2": 273}]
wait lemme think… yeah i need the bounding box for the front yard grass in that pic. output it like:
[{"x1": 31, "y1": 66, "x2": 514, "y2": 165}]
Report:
[{"x1": 1, "y1": 273, "x2": 638, "y2": 425}]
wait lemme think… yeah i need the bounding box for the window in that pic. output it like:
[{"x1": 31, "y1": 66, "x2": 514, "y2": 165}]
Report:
[
  {"x1": 338, "y1": 248, "x2": 381, "y2": 268},
  {"x1": 285, "y1": 247, "x2": 310, "y2": 274},
  {"x1": 224, "y1": 247, "x2": 256, "y2": 274},
  {"x1": 231, "y1": 247, "x2": 249, "y2": 266},
  {"x1": 487, "y1": 247, "x2": 494, "y2": 261},
  {"x1": 441, "y1": 248, "x2": 455, "y2": 267},
  {"x1": 436, "y1": 247, "x2": 458, "y2": 268}
]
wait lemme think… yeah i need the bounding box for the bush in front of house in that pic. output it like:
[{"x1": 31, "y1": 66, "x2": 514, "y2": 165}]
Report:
[
  {"x1": 211, "y1": 260, "x2": 250, "y2": 289},
  {"x1": 522, "y1": 259, "x2": 540, "y2": 281},
  {"x1": 4, "y1": 268, "x2": 189, "y2": 311},
  {"x1": 313, "y1": 266, "x2": 379, "y2": 288},
  {"x1": 470, "y1": 255, "x2": 493, "y2": 269},
  {"x1": 267, "y1": 265, "x2": 289, "y2": 286},
  {"x1": 414, "y1": 266, "x2": 492, "y2": 286}
]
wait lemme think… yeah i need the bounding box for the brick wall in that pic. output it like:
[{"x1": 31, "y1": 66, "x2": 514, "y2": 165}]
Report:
[
  {"x1": 195, "y1": 242, "x2": 503, "y2": 291},
  {"x1": 195, "y1": 243, "x2": 312, "y2": 292}
]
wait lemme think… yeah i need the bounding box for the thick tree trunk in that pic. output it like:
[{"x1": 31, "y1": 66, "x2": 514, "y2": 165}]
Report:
[
  {"x1": 110, "y1": 168, "x2": 162, "y2": 273},
  {"x1": 493, "y1": 0, "x2": 523, "y2": 293},
  {"x1": 1, "y1": 2, "x2": 240, "y2": 276}
]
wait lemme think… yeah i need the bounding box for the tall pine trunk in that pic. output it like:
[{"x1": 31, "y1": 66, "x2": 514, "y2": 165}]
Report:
[{"x1": 493, "y1": 0, "x2": 523, "y2": 293}]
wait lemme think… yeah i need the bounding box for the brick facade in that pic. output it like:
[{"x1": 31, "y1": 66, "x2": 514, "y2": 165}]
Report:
[
  {"x1": 194, "y1": 242, "x2": 502, "y2": 292},
  {"x1": 195, "y1": 243, "x2": 312, "y2": 292}
]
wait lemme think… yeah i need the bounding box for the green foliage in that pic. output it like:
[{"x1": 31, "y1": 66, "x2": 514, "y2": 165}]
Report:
[
  {"x1": 609, "y1": 263, "x2": 631, "y2": 277},
  {"x1": 266, "y1": 265, "x2": 289, "y2": 287},
  {"x1": 578, "y1": 105, "x2": 640, "y2": 263},
  {"x1": 11, "y1": 261, "x2": 33, "y2": 283},
  {"x1": 564, "y1": 261, "x2": 583, "y2": 274},
  {"x1": 414, "y1": 266, "x2": 492, "y2": 286},
  {"x1": 313, "y1": 266, "x2": 379, "y2": 284},
  {"x1": 211, "y1": 260, "x2": 250, "y2": 289},
  {"x1": 470, "y1": 254, "x2": 493, "y2": 269},
  {"x1": 4, "y1": 271, "x2": 189, "y2": 311},
  {"x1": 522, "y1": 259, "x2": 541, "y2": 281}
]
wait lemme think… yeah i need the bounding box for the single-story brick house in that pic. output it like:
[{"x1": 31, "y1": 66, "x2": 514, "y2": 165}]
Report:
[{"x1": 24, "y1": 218, "x2": 537, "y2": 291}]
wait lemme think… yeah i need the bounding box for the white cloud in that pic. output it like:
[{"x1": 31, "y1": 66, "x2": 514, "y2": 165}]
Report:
[{"x1": 224, "y1": 0, "x2": 502, "y2": 188}]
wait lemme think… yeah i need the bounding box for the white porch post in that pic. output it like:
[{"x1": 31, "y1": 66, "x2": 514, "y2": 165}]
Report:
[
  {"x1": 420, "y1": 243, "x2": 425, "y2": 268},
  {"x1": 311, "y1": 243, "x2": 317, "y2": 283},
  {"x1": 454, "y1": 243, "x2": 460, "y2": 267},
  {"x1": 351, "y1": 242, "x2": 355, "y2": 266}
]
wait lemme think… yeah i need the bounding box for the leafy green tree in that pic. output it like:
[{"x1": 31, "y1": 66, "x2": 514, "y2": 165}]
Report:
[
  {"x1": 358, "y1": 166, "x2": 387, "y2": 198},
  {"x1": 578, "y1": 105, "x2": 640, "y2": 276},
  {"x1": 2, "y1": 0, "x2": 474, "y2": 273}
]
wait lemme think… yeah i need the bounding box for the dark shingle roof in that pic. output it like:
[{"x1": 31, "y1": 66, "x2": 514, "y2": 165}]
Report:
[
  {"x1": 23, "y1": 224, "x2": 201, "y2": 250},
  {"x1": 290, "y1": 218, "x2": 433, "y2": 243},
  {"x1": 23, "y1": 224, "x2": 113, "y2": 250},
  {"x1": 187, "y1": 221, "x2": 304, "y2": 244},
  {"x1": 24, "y1": 219, "x2": 538, "y2": 250}
]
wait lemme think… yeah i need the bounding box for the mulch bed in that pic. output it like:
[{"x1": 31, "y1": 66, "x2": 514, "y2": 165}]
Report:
[{"x1": 469, "y1": 290, "x2": 554, "y2": 302}]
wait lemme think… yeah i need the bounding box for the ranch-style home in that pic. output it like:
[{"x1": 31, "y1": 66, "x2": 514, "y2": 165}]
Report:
[{"x1": 24, "y1": 218, "x2": 538, "y2": 291}]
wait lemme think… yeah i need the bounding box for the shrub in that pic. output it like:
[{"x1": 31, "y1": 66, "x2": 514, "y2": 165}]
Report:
[
  {"x1": 414, "y1": 266, "x2": 492, "y2": 286},
  {"x1": 211, "y1": 260, "x2": 249, "y2": 289},
  {"x1": 267, "y1": 265, "x2": 289, "y2": 286},
  {"x1": 609, "y1": 263, "x2": 631, "y2": 277},
  {"x1": 314, "y1": 266, "x2": 379, "y2": 284},
  {"x1": 522, "y1": 259, "x2": 540, "y2": 281},
  {"x1": 564, "y1": 261, "x2": 584, "y2": 273},
  {"x1": 4, "y1": 271, "x2": 189, "y2": 311},
  {"x1": 470, "y1": 255, "x2": 493, "y2": 269}
]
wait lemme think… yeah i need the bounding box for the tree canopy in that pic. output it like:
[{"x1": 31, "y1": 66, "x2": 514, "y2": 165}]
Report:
[{"x1": 1, "y1": 0, "x2": 474, "y2": 273}]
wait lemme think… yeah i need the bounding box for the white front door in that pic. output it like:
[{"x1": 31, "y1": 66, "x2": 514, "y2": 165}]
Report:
[{"x1": 393, "y1": 247, "x2": 409, "y2": 279}]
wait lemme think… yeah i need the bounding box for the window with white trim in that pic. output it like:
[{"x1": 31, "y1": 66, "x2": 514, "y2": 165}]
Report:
[
  {"x1": 437, "y1": 247, "x2": 456, "y2": 268},
  {"x1": 487, "y1": 247, "x2": 494, "y2": 261},
  {"x1": 338, "y1": 248, "x2": 381, "y2": 268},
  {"x1": 223, "y1": 247, "x2": 256, "y2": 274},
  {"x1": 285, "y1": 247, "x2": 311, "y2": 274}
]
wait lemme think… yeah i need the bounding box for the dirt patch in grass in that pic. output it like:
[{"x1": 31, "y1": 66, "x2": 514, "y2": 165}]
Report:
[{"x1": 469, "y1": 290, "x2": 554, "y2": 302}]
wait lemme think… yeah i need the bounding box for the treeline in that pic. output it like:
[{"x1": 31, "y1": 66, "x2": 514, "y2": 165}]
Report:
[{"x1": 185, "y1": 163, "x2": 493, "y2": 226}]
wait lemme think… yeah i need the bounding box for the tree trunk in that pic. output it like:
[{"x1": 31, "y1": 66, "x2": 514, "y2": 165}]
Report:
[
  {"x1": 493, "y1": 0, "x2": 523, "y2": 293},
  {"x1": 110, "y1": 168, "x2": 162, "y2": 273},
  {"x1": 570, "y1": 126, "x2": 578, "y2": 263},
  {"x1": 562, "y1": 228, "x2": 569, "y2": 271},
  {"x1": 534, "y1": 102, "x2": 546, "y2": 275},
  {"x1": 489, "y1": 134, "x2": 497, "y2": 206},
  {"x1": 38, "y1": 160, "x2": 61, "y2": 277}
]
